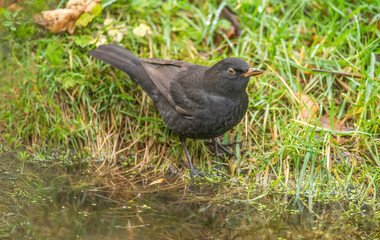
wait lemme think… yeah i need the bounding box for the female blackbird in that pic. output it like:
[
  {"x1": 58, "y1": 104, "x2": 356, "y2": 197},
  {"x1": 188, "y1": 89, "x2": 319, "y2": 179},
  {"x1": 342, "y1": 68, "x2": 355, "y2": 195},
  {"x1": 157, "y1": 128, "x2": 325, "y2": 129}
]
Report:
[{"x1": 89, "y1": 44, "x2": 263, "y2": 178}]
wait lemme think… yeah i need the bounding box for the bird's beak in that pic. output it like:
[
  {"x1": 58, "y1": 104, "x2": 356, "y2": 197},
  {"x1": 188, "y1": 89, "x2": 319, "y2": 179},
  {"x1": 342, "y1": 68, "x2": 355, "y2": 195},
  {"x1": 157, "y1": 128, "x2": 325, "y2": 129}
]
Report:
[{"x1": 241, "y1": 68, "x2": 264, "y2": 78}]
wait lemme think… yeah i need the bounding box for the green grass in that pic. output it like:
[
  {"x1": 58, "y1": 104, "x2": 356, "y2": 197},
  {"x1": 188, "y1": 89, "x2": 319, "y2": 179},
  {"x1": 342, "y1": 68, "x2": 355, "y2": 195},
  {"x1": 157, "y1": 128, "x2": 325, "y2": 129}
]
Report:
[{"x1": 0, "y1": 0, "x2": 379, "y2": 202}]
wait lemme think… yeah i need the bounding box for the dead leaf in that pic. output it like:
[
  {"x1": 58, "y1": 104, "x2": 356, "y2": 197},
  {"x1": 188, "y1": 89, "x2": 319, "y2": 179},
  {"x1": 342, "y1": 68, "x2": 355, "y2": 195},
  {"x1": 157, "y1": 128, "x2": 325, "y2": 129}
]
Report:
[
  {"x1": 67, "y1": 0, "x2": 98, "y2": 13},
  {"x1": 0, "y1": 0, "x2": 18, "y2": 9},
  {"x1": 90, "y1": 32, "x2": 107, "y2": 47},
  {"x1": 84, "y1": 0, "x2": 99, "y2": 13},
  {"x1": 8, "y1": 2, "x2": 23, "y2": 11},
  {"x1": 295, "y1": 92, "x2": 319, "y2": 121},
  {"x1": 224, "y1": 25, "x2": 236, "y2": 39},
  {"x1": 265, "y1": 6, "x2": 274, "y2": 14},
  {"x1": 66, "y1": 0, "x2": 86, "y2": 11},
  {"x1": 107, "y1": 29, "x2": 123, "y2": 42},
  {"x1": 320, "y1": 115, "x2": 342, "y2": 131},
  {"x1": 312, "y1": 35, "x2": 324, "y2": 44},
  {"x1": 132, "y1": 23, "x2": 151, "y2": 37},
  {"x1": 34, "y1": 0, "x2": 101, "y2": 34},
  {"x1": 319, "y1": 115, "x2": 354, "y2": 132},
  {"x1": 34, "y1": 9, "x2": 81, "y2": 34},
  {"x1": 149, "y1": 178, "x2": 164, "y2": 186},
  {"x1": 103, "y1": 18, "x2": 114, "y2": 26},
  {"x1": 318, "y1": 115, "x2": 354, "y2": 144}
]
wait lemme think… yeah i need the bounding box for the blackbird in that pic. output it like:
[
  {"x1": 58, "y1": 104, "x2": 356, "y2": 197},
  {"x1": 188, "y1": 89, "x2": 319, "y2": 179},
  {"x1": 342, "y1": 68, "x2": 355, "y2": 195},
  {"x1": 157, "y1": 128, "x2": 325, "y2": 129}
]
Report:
[{"x1": 89, "y1": 44, "x2": 263, "y2": 178}]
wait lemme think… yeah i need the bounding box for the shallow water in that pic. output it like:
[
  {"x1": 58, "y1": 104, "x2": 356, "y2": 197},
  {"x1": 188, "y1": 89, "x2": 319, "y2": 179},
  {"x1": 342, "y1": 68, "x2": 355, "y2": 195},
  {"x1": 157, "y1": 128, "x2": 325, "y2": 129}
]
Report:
[{"x1": 1, "y1": 154, "x2": 379, "y2": 239}]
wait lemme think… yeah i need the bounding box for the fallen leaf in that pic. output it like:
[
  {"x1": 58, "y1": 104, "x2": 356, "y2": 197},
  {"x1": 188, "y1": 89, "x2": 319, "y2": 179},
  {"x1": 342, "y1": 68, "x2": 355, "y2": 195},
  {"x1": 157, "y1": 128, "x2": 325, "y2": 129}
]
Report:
[
  {"x1": 319, "y1": 115, "x2": 355, "y2": 144},
  {"x1": 66, "y1": 0, "x2": 100, "y2": 13},
  {"x1": 34, "y1": 9, "x2": 81, "y2": 34},
  {"x1": 90, "y1": 32, "x2": 107, "y2": 47},
  {"x1": 104, "y1": 18, "x2": 114, "y2": 26},
  {"x1": 75, "y1": 12, "x2": 95, "y2": 27},
  {"x1": 114, "y1": 24, "x2": 128, "y2": 34},
  {"x1": 107, "y1": 29, "x2": 123, "y2": 42},
  {"x1": 100, "y1": 18, "x2": 127, "y2": 43},
  {"x1": 319, "y1": 115, "x2": 342, "y2": 131},
  {"x1": 66, "y1": 0, "x2": 87, "y2": 11},
  {"x1": 132, "y1": 23, "x2": 151, "y2": 37},
  {"x1": 8, "y1": 3, "x2": 23, "y2": 11},
  {"x1": 84, "y1": 0, "x2": 100, "y2": 13},
  {"x1": 34, "y1": 0, "x2": 101, "y2": 34},
  {"x1": 295, "y1": 92, "x2": 319, "y2": 121},
  {"x1": 149, "y1": 178, "x2": 164, "y2": 185},
  {"x1": 76, "y1": 4, "x2": 103, "y2": 28},
  {"x1": 265, "y1": 6, "x2": 274, "y2": 14},
  {"x1": 312, "y1": 35, "x2": 324, "y2": 44},
  {"x1": 319, "y1": 115, "x2": 354, "y2": 132},
  {"x1": 225, "y1": 25, "x2": 236, "y2": 39},
  {"x1": 0, "y1": 0, "x2": 20, "y2": 9}
]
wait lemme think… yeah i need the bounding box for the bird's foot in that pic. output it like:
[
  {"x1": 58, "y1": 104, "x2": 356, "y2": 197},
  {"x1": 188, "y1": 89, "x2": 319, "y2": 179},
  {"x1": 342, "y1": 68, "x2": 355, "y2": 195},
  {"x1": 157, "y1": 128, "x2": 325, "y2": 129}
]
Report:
[
  {"x1": 182, "y1": 161, "x2": 209, "y2": 180},
  {"x1": 190, "y1": 167, "x2": 206, "y2": 179}
]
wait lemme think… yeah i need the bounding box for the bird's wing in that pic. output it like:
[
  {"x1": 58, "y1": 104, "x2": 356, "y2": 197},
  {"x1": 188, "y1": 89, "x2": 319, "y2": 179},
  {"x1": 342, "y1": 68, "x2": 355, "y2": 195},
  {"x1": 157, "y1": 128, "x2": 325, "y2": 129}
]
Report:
[
  {"x1": 141, "y1": 58, "x2": 202, "y2": 118},
  {"x1": 169, "y1": 66, "x2": 210, "y2": 119}
]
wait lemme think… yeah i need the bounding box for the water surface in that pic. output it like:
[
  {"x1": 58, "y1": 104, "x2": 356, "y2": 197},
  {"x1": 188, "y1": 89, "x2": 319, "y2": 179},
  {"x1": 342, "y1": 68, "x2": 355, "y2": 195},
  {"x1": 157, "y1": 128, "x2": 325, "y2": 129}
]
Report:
[{"x1": 0, "y1": 154, "x2": 378, "y2": 239}]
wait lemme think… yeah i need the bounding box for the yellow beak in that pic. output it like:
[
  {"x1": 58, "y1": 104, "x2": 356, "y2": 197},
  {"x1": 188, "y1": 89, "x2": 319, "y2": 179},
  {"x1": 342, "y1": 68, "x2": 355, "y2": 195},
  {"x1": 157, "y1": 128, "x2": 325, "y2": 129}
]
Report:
[{"x1": 241, "y1": 68, "x2": 264, "y2": 78}]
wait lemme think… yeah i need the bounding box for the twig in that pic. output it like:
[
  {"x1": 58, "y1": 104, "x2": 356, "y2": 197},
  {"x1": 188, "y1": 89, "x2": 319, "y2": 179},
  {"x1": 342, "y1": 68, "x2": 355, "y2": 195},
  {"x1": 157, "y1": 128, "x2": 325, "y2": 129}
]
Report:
[
  {"x1": 221, "y1": 6, "x2": 241, "y2": 38},
  {"x1": 293, "y1": 119, "x2": 374, "y2": 136},
  {"x1": 312, "y1": 68, "x2": 363, "y2": 78}
]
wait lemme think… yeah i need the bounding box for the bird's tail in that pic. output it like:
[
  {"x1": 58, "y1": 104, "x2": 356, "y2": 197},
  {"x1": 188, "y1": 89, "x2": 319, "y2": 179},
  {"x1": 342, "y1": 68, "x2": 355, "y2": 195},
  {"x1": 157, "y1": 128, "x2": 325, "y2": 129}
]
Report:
[{"x1": 89, "y1": 44, "x2": 156, "y2": 96}]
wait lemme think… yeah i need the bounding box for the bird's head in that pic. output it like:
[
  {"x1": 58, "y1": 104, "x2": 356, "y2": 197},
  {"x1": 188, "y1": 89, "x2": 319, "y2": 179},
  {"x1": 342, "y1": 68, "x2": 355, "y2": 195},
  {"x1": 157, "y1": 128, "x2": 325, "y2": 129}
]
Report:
[{"x1": 204, "y1": 57, "x2": 263, "y2": 96}]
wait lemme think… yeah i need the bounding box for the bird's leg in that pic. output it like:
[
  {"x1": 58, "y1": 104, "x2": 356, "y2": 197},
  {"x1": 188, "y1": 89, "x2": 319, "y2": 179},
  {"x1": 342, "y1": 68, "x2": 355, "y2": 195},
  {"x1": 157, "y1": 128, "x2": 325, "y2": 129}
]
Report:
[
  {"x1": 214, "y1": 139, "x2": 220, "y2": 157},
  {"x1": 213, "y1": 138, "x2": 234, "y2": 156},
  {"x1": 212, "y1": 139, "x2": 223, "y2": 171},
  {"x1": 180, "y1": 137, "x2": 202, "y2": 180}
]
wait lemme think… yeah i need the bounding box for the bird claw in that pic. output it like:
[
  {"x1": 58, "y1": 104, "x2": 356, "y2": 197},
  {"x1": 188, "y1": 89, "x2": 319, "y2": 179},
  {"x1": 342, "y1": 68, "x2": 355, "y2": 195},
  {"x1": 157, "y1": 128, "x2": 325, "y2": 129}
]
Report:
[
  {"x1": 190, "y1": 168, "x2": 220, "y2": 182},
  {"x1": 183, "y1": 159, "x2": 225, "y2": 182},
  {"x1": 182, "y1": 161, "x2": 207, "y2": 180},
  {"x1": 190, "y1": 168, "x2": 205, "y2": 178}
]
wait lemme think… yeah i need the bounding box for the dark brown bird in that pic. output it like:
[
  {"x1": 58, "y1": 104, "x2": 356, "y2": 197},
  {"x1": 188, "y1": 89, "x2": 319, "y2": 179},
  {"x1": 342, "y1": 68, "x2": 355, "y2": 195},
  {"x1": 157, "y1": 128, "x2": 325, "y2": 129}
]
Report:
[{"x1": 89, "y1": 44, "x2": 263, "y2": 178}]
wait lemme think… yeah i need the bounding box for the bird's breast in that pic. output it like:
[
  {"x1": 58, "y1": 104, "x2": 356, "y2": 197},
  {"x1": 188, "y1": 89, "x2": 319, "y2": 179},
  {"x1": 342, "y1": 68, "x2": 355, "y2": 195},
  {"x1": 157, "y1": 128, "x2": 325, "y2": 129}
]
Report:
[{"x1": 184, "y1": 94, "x2": 248, "y2": 139}]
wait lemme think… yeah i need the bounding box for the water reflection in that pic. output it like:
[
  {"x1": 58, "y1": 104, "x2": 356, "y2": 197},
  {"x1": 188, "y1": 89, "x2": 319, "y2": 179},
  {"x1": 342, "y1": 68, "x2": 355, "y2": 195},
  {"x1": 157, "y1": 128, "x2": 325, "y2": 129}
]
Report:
[
  {"x1": 1, "y1": 154, "x2": 379, "y2": 239},
  {"x1": 15, "y1": 184, "x2": 379, "y2": 239}
]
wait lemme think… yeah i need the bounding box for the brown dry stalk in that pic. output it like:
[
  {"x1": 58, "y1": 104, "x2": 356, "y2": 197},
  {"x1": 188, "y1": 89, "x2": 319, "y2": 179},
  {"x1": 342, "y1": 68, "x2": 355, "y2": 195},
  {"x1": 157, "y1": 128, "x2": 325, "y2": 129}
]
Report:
[{"x1": 312, "y1": 68, "x2": 363, "y2": 78}]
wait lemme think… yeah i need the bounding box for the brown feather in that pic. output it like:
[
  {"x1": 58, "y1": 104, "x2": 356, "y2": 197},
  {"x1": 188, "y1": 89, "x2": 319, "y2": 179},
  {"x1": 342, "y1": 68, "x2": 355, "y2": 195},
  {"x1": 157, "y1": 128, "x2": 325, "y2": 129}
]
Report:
[{"x1": 141, "y1": 59, "x2": 196, "y2": 113}]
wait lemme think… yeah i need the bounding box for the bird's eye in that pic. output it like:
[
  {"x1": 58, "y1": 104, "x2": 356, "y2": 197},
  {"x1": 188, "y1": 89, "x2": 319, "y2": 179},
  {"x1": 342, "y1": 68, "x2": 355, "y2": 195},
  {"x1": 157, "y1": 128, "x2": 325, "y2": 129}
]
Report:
[{"x1": 227, "y1": 67, "x2": 236, "y2": 76}]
